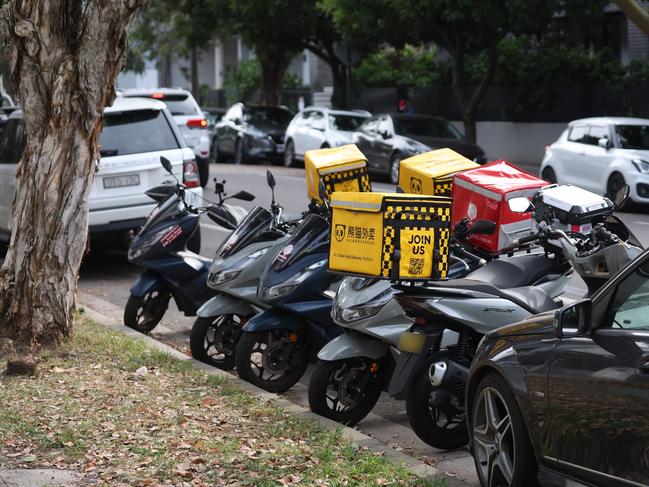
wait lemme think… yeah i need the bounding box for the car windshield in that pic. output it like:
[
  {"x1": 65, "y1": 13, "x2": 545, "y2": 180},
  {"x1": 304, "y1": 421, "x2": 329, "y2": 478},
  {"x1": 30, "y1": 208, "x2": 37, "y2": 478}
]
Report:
[
  {"x1": 395, "y1": 117, "x2": 463, "y2": 139},
  {"x1": 99, "y1": 109, "x2": 180, "y2": 157},
  {"x1": 329, "y1": 114, "x2": 367, "y2": 131},
  {"x1": 615, "y1": 125, "x2": 649, "y2": 150},
  {"x1": 244, "y1": 107, "x2": 292, "y2": 126}
]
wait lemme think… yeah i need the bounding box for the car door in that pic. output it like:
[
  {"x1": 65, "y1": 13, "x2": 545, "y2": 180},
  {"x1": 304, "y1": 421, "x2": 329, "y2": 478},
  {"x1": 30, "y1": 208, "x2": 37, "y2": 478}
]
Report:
[
  {"x1": 219, "y1": 105, "x2": 242, "y2": 155},
  {"x1": 559, "y1": 124, "x2": 589, "y2": 188},
  {"x1": 0, "y1": 119, "x2": 18, "y2": 234},
  {"x1": 579, "y1": 124, "x2": 614, "y2": 194},
  {"x1": 374, "y1": 115, "x2": 395, "y2": 172},
  {"x1": 355, "y1": 117, "x2": 380, "y2": 170},
  {"x1": 547, "y1": 256, "x2": 649, "y2": 486},
  {"x1": 306, "y1": 110, "x2": 327, "y2": 150}
]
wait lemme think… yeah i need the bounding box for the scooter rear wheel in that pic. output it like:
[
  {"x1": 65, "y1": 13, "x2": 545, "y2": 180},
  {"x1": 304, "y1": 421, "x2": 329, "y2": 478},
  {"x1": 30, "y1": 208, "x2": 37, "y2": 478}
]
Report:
[
  {"x1": 308, "y1": 358, "x2": 382, "y2": 426},
  {"x1": 124, "y1": 291, "x2": 170, "y2": 334},
  {"x1": 235, "y1": 330, "x2": 309, "y2": 393},
  {"x1": 190, "y1": 315, "x2": 242, "y2": 370}
]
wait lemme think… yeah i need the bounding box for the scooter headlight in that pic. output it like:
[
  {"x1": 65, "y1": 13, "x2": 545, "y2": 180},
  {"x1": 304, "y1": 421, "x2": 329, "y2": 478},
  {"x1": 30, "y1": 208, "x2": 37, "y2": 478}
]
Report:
[
  {"x1": 208, "y1": 248, "x2": 268, "y2": 287},
  {"x1": 261, "y1": 259, "x2": 327, "y2": 302},
  {"x1": 332, "y1": 286, "x2": 394, "y2": 324},
  {"x1": 128, "y1": 224, "x2": 180, "y2": 261}
]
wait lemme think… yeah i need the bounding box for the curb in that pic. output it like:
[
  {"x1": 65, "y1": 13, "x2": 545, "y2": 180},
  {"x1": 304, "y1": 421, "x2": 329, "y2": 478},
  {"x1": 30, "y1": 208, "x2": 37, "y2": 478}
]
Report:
[{"x1": 79, "y1": 301, "x2": 472, "y2": 487}]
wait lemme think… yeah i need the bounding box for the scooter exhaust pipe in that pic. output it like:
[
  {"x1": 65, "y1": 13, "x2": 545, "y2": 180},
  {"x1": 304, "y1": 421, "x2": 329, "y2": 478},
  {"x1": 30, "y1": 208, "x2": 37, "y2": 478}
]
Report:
[{"x1": 428, "y1": 359, "x2": 469, "y2": 396}]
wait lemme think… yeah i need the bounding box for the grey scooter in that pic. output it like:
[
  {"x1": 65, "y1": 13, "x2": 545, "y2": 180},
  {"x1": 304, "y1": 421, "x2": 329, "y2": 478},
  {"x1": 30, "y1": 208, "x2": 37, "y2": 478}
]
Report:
[{"x1": 190, "y1": 171, "x2": 298, "y2": 369}]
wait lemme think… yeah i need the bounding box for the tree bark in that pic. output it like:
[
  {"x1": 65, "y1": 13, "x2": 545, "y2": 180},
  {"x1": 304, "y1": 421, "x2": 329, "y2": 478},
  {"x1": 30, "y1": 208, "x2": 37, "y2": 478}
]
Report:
[
  {"x1": 258, "y1": 54, "x2": 291, "y2": 107},
  {"x1": 329, "y1": 59, "x2": 348, "y2": 109},
  {"x1": 0, "y1": 0, "x2": 146, "y2": 345}
]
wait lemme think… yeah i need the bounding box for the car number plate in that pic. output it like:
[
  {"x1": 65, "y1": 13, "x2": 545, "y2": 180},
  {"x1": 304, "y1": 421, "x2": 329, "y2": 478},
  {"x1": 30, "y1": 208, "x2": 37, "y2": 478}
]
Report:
[{"x1": 103, "y1": 174, "x2": 141, "y2": 189}]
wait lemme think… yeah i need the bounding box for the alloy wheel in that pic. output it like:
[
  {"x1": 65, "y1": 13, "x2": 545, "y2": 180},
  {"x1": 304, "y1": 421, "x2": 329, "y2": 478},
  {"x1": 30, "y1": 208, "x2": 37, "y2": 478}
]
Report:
[{"x1": 473, "y1": 386, "x2": 515, "y2": 486}]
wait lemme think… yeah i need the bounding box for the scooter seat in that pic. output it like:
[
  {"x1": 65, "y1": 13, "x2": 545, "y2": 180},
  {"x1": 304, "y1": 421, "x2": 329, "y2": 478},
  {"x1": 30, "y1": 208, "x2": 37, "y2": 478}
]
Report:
[
  {"x1": 499, "y1": 286, "x2": 558, "y2": 315},
  {"x1": 466, "y1": 254, "x2": 558, "y2": 289}
]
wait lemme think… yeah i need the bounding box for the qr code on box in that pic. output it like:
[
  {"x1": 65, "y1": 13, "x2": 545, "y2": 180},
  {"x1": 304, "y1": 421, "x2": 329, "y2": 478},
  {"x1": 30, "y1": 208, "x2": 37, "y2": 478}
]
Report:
[{"x1": 408, "y1": 258, "x2": 425, "y2": 275}]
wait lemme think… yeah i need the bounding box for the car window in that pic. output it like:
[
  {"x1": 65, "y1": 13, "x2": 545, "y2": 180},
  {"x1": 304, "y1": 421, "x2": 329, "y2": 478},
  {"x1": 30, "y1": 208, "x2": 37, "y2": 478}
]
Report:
[
  {"x1": 0, "y1": 119, "x2": 17, "y2": 164},
  {"x1": 329, "y1": 114, "x2": 366, "y2": 132},
  {"x1": 585, "y1": 125, "x2": 609, "y2": 145},
  {"x1": 310, "y1": 111, "x2": 325, "y2": 130},
  {"x1": 394, "y1": 117, "x2": 462, "y2": 139},
  {"x1": 615, "y1": 125, "x2": 649, "y2": 150},
  {"x1": 244, "y1": 107, "x2": 292, "y2": 126},
  {"x1": 605, "y1": 262, "x2": 649, "y2": 331},
  {"x1": 99, "y1": 109, "x2": 180, "y2": 157},
  {"x1": 154, "y1": 94, "x2": 197, "y2": 116},
  {"x1": 568, "y1": 125, "x2": 588, "y2": 144}
]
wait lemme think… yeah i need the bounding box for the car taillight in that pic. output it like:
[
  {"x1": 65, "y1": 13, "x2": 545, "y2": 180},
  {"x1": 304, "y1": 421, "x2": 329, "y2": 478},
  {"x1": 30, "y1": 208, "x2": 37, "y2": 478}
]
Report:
[
  {"x1": 187, "y1": 118, "x2": 208, "y2": 129},
  {"x1": 183, "y1": 159, "x2": 200, "y2": 188},
  {"x1": 151, "y1": 92, "x2": 165, "y2": 99}
]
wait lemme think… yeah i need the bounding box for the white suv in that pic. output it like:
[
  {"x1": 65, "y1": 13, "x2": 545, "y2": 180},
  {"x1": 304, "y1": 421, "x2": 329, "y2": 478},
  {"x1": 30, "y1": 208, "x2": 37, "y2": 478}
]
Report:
[
  {"x1": 541, "y1": 117, "x2": 649, "y2": 203},
  {"x1": 283, "y1": 107, "x2": 370, "y2": 167},
  {"x1": 0, "y1": 97, "x2": 202, "y2": 245},
  {"x1": 122, "y1": 88, "x2": 210, "y2": 187}
]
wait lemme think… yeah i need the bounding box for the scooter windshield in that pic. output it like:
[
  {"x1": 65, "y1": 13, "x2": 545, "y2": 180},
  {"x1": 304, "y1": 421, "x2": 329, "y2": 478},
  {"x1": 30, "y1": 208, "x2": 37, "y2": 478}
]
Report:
[
  {"x1": 217, "y1": 206, "x2": 273, "y2": 258},
  {"x1": 271, "y1": 213, "x2": 329, "y2": 271},
  {"x1": 138, "y1": 191, "x2": 182, "y2": 236}
]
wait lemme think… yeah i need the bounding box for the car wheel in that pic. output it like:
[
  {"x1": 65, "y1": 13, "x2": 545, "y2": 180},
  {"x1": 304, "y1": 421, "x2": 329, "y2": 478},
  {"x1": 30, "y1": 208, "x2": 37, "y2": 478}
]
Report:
[
  {"x1": 389, "y1": 153, "x2": 401, "y2": 185},
  {"x1": 123, "y1": 290, "x2": 170, "y2": 334},
  {"x1": 607, "y1": 172, "x2": 627, "y2": 203},
  {"x1": 308, "y1": 358, "x2": 382, "y2": 426},
  {"x1": 541, "y1": 166, "x2": 557, "y2": 184},
  {"x1": 471, "y1": 373, "x2": 537, "y2": 487},
  {"x1": 197, "y1": 158, "x2": 209, "y2": 188},
  {"x1": 284, "y1": 139, "x2": 296, "y2": 167},
  {"x1": 189, "y1": 315, "x2": 242, "y2": 370},
  {"x1": 234, "y1": 138, "x2": 248, "y2": 165},
  {"x1": 235, "y1": 330, "x2": 309, "y2": 393}
]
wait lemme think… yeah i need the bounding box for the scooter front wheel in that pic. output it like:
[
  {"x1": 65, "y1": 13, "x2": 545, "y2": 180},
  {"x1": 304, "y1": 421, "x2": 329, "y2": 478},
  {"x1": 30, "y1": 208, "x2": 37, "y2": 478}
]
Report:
[
  {"x1": 235, "y1": 330, "x2": 309, "y2": 393},
  {"x1": 190, "y1": 315, "x2": 242, "y2": 370},
  {"x1": 308, "y1": 358, "x2": 382, "y2": 426},
  {"x1": 124, "y1": 291, "x2": 170, "y2": 334}
]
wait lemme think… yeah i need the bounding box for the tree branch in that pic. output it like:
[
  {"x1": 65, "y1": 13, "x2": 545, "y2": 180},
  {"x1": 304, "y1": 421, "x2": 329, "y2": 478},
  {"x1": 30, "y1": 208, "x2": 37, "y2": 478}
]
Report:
[
  {"x1": 467, "y1": 40, "x2": 499, "y2": 114},
  {"x1": 615, "y1": 0, "x2": 649, "y2": 37}
]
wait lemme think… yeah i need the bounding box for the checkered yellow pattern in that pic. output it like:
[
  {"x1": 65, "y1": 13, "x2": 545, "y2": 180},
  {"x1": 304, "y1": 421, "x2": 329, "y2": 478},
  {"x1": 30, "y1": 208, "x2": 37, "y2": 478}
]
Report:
[
  {"x1": 322, "y1": 168, "x2": 372, "y2": 199},
  {"x1": 434, "y1": 177, "x2": 454, "y2": 197}
]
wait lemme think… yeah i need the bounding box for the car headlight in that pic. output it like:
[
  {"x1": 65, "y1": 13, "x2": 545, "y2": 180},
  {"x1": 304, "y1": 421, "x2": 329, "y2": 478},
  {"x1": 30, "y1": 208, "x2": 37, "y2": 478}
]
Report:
[
  {"x1": 632, "y1": 159, "x2": 649, "y2": 173},
  {"x1": 128, "y1": 224, "x2": 179, "y2": 261},
  {"x1": 208, "y1": 248, "x2": 268, "y2": 287},
  {"x1": 261, "y1": 258, "x2": 327, "y2": 301},
  {"x1": 332, "y1": 286, "x2": 394, "y2": 324}
]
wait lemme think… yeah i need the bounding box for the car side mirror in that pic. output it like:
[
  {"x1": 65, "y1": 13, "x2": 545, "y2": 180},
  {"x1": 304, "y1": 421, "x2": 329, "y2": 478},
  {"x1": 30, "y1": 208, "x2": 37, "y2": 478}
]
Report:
[
  {"x1": 554, "y1": 299, "x2": 592, "y2": 338},
  {"x1": 266, "y1": 169, "x2": 276, "y2": 189},
  {"x1": 508, "y1": 197, "x2": 534, "y2": 213},
  {"x1": 379, "y1": 130, "x2": 390, "y2": 139},
  {"x1": 598, "y1": 137, "x2": 611, "y2": 149},
  {"x1": 469, "y1": 219, "x2": 496, "y2": 235},
  {"x1": 160, "y1": 156, "x2": 173, "y2": 174},
  {"x1": 312, "y1": 120, "x2": 325, "y2": 131},
  {"x1": 231, "y1": 190, "x2": 255, "y2": 202}
]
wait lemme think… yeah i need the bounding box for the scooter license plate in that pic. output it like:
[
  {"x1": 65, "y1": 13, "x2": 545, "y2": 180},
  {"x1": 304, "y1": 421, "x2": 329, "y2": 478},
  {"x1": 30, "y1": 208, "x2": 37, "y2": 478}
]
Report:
[{"x1": 398, "y1": 331, "x2": 426, "y2": 354}]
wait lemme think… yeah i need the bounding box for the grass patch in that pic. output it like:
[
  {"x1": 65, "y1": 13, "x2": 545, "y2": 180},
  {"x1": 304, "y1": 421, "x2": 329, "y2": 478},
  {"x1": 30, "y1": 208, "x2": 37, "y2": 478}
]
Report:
[{"x1": 0, "y1": 318, "x2": 446, "y2": 486}]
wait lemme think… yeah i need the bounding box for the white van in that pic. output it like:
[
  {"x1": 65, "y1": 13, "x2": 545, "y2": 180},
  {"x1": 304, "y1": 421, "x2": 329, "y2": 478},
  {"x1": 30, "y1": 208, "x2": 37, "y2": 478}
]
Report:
[{"x1": 0, "y1": 97, "x2": 202, "y2": 245}]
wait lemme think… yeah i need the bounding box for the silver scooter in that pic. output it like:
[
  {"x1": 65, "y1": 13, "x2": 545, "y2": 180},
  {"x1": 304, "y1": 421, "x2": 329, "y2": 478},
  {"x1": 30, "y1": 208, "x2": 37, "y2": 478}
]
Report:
[
  {"x1": 189, "y1": 171, "x2": 298, "y2": 369},
  {"x1": 308, "y1": 219, "x2": 495, "y2": 426}
]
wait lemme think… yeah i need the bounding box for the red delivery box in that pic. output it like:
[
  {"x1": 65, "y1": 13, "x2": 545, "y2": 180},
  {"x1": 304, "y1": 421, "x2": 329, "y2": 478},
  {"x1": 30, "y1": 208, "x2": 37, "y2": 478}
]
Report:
[{"x1": 452, "y1": 161, "x2": 547, "y2": 253}]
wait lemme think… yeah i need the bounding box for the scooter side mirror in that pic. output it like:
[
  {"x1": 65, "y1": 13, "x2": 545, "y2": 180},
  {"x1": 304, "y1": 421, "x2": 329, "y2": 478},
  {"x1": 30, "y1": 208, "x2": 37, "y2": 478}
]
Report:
[
  {"x1": 160, "y1": 156, "x2": 174, "y2": 174},
  {"x1": 613, "y1": 184, "x2": 630, "y2": 210},
  {"x1": 266, "y1": 170, "x2": 276, "y2": 189},
  {"x1": 508, "y1": 197, "x2": 534, "y2": 213},
  {"x1": 469, "y1": 220, "x2": 496, "y2": 235},
  {"x1": 230, "y1": 190, "x2": 255, "y2": 202},
  {"x1": 145, "y1": 184, "x2": 176, "y2": 202}
]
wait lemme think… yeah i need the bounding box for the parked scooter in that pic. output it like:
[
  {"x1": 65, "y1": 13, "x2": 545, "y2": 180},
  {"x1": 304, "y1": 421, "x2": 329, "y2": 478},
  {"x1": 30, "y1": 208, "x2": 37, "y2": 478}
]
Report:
[
  {"x1": 235, "y1": 196, "x2": 341, "y2": 393},
  {"x1": 308, "y1": 219, "x2": 495, "y2": 426},
  {"x1": 190, "y1": 170, "x2": 299, "y2": 369},
  {"x1": 124, "y1": 156, "x2": 254, "y2": 334},
  {"x1": 391, "y1": 185, "x2": 641, "y2": 450}
]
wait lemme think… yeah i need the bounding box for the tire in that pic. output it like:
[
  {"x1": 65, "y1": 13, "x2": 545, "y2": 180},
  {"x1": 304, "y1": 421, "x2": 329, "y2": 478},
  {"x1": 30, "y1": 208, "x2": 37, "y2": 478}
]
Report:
[
  {"x1": 308, "y1": 358, "x2": 382, "y2": 426},
  {"x1": 235, "y1": 329, "x2": 309, "y2": 393},
  {"x1": 234, "y1": 138, "x2": 248, "y2": 165},
  {"x1": 190, "y1": 315, "x2": 243, "y2": 370},
  {"x1": 541, "y1": 166, "x2": 557, "y2": 184},
  {"x1": 607, "y1": 172, "x2": 627, "y2": 203},
  {"x1": 471, "y1": 373, "x2": 538, "y2": 487},
  {"x1": 197, "y1": 158, "x2": 209, "y2": 188},
  {"x1": 406, "y1": 352, "x2": 469, "y2": 450},
  {"x1": 187, "y1": 227, "x2": 201, "y2": 254},
  {"x1": 389, "y1": 153, "x2": 401, "y2": 185},
  {"x1": 123, "y1": 291, "x2": 170, "y2": 334},
  {"x1": 284, "y1": 139, "x2": 296, "y2": 167}
]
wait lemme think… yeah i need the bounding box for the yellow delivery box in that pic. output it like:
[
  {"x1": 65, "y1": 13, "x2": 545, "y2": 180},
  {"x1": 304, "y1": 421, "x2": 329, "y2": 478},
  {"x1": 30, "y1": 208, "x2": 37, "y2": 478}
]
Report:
[
  {"x1": 398, "y1": 148, "x2": 479, "y2": 196},
  {"x1": 329, "y1": 192, "x2": 452, "y2": 280},
  {"x1": 305, "y1": 144, "x2": 371, "y2": 202}
]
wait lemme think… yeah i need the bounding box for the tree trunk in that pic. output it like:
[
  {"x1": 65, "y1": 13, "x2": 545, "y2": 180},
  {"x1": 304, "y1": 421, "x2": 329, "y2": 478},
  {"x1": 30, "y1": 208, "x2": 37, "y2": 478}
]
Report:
[
  {"x1": 190, "y1": 45, "x2": 199, "y2": 98},
  {"x1": 259, "y1": 55, "x2": 291, "y2": 107},
  {"x1": 330, "y1": 61, "x2": 348, "y2": 109},
  {"x1": 615, "y1": 0, "x2": 649, "y2": 37},
  {"x1": 0, "y1": 0, "x2": 146, "y2": 345}
]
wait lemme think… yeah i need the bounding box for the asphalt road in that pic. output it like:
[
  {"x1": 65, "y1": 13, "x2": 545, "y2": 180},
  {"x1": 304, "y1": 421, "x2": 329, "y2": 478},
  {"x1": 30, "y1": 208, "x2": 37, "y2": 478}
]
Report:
[{"x1": 78, "y1": 161, "x2": 649, "y2": 485}]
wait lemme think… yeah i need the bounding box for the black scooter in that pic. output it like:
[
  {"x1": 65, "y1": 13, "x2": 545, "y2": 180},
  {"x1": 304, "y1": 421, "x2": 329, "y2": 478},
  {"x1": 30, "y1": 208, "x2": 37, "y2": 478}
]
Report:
[{"x1": 124, "y1": 156, "x2": 254, "y2": 334}]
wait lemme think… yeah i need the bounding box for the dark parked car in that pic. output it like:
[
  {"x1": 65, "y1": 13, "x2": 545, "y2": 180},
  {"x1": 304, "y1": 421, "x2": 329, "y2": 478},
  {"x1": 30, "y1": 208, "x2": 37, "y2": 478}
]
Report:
[
  {"x1": 466, "y1": 249, "x2": 649, "y2": 487},
  {"x1": 352, "y1": 113, "x2": 486, "y2": 184},
  {"x1": 213, "y1": 103, "x2": 293, "y2": 164}
]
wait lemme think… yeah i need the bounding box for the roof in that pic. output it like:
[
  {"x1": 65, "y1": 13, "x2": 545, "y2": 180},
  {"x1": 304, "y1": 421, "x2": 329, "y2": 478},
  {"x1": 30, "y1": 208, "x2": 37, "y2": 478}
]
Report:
[
  {"x1": 569, "y1": 117, "x2": 649, "y2": 126},
  {"x1": 9, "y1": 96, "x2": 166, "y2": 119},
  {"x1": 121, "y1": 87, "x2": 191, "y2": 97},
  {"x1": 385, "y1": 113, "x2": 448, "y2": 122},
  {"x1": 303, "y1": 106, "x2": 371, "y2": 117}
]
